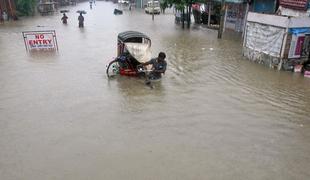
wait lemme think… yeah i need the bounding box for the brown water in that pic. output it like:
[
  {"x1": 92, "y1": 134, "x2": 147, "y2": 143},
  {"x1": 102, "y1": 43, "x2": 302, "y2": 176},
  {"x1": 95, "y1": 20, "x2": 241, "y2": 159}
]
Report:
[{"x1": 1, "y1": 2, "x2": 310, "y2": 180}]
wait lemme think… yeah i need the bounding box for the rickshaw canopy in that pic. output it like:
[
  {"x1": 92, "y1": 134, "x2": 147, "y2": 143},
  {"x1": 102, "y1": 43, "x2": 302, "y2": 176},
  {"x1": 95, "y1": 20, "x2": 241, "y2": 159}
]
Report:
[
  {"x1": 125, "y1": 43, "x2": 151, "y2": 63},
  {"x1": 118, "y1": 31, "x2": 151, "y2": 43},
  {"x1": 117, "y1": 31, "x2": 152, "y2": 63}
]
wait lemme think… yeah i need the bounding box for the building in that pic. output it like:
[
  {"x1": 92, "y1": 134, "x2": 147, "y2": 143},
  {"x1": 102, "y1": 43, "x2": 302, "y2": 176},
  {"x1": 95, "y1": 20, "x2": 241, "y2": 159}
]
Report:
[
  {"x1": 136, "y1": 0, "x2": 150, "y2": 9},
  {"x1": 251, "y1": 0, "x2": 277, "y2": 14},
  {"x1": 277, "y1": 0, "x2": 310, "y2": 17},
  {"x1": 243, "y1": 12, "x2": 310, "y2": 70},
  {"x1": 224, "y1": 0, "x2": 247, "y2": 32},
  {"x1": 0, "y1": 0, "x2": 16, "y2": 20}
]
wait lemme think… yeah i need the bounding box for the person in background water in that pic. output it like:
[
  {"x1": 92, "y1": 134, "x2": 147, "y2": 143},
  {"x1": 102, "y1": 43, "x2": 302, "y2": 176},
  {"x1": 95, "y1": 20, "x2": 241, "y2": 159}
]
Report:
[
  {"x1": 302, "y1": 59, "x2": 310, "y2": 72},
  {"x1": 78, "y1": 13, "x2": 84, "y2": 27},
  {"x1": 89, "y1": 1, "x2": 93, "y2": 9},
  {"x1": 61, "y1": 13, "x2": 68, "y2": 24},
  {"x1": 2, "y1": 11, "x2": 8, "y2": 21},
  {"x1": 0, "y1": 10, "x2": 3, "y2": 24},
  {"x1": 141, "y1": 52, "x2": 167, "y2": 82}
]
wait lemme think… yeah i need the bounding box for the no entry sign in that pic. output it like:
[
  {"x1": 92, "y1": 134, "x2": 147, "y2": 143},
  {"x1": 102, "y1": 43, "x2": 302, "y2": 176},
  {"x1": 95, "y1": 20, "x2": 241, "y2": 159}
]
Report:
[{"x1": 22, "y1": 30, "x2": 58, "y2": 52}]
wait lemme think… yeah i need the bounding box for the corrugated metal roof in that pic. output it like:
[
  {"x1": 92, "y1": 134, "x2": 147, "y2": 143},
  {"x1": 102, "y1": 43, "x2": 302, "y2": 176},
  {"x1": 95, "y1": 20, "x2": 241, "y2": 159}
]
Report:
[
  {"x1": 280, "y1": 0, "x2": 308, "y2": 11},
  {"x1": 225, "y1": 0, "x2": 246, "y2": 3},
  {"x1": 210, "y1": 0, "x2": 246, "y2": 3}
]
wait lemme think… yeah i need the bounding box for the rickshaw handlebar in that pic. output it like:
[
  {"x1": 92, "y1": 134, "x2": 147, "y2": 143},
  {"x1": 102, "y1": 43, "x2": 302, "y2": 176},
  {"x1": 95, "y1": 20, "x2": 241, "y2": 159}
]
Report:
[{"x1": 137, "y1": 65, "x2": 153, "y2": 73}]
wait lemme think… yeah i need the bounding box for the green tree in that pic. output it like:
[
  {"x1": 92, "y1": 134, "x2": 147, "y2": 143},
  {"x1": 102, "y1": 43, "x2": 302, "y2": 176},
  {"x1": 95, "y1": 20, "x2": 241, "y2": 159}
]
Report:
[
  {"x1": 160, "y1": 1, "x2": 168, "y2": 13},
  {"x1": 15, "y1": 0, "x2": 36, "y2": 16},
  {"x1": 166, "y1": 0, "x2": 187, "y2": 11},
  {"x1": 163, "y1": 0, "x2": 221, "y2": 28},
  {"x1": 163, "y1": 0, "x2": 191, "y2": 28}
]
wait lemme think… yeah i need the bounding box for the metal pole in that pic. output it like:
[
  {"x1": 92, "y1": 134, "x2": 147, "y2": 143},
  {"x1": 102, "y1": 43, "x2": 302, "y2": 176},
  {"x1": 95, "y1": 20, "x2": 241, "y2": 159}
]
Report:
[
  {"x1": 278, "y1": 18, "x2": 290, "y2": 70},
  {"x1": 182, "y1": 8, "x2": 185, "y2": 28},
  {"x1": 7, "y1": 0, "x2": 13, "y2": 18},
  {"x1": 208, "y1": 2, "x2": 211, "y2": 27},
  {"x1": 0, "y1": 3, "x2": 3, "y2": 22},
  {"x1": 22, "y1": 32, "x2": 28, "y2": 52},
  {"x1": 188, "y1": 1, "x2": 192, "y2": 29},
  {"x1": 308, "y1": 44, "x2": 310, "y2": 61},
  {"x1": 53, "y1": 30, "x2": 59, "y2": 52},
  {"x1": 152, "y1": 0, "x2": 154, "y2": 21},
  {"x1": 187, "y1": 5, "x2": 189, "y2": 28},
  {"x1": 223, "y1": 4, "x2": 227, "y2": 33},
  {"x1": 217, "y1": 0, "x2": 225, "y2": 39},
  {"x1": 242, "y1": 3, "x2": 249, "y2": 38}
]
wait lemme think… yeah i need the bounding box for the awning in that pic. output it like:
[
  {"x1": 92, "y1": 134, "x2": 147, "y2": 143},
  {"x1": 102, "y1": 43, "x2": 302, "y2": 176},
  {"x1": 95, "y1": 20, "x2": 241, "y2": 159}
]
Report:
[{"x1": 289, "y1": 28, "x2": 310, "y2": 35}]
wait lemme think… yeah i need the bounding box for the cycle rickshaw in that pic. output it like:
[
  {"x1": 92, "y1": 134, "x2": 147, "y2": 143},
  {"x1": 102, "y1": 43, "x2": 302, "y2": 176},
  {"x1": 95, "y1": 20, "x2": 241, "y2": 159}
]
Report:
[{"x1": 106, "y1": 31, "x2": 152, "y2": 78}]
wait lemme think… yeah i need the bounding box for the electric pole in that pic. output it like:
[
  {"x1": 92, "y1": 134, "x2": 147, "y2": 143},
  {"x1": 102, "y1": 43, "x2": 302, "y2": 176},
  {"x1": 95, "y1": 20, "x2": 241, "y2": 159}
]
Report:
[
  {"x1": 218, "y1": 0, "x2": 225, "y2": 39},
  {"x1": 152, "y1": 0, "x2": 154, "y2": 20}
]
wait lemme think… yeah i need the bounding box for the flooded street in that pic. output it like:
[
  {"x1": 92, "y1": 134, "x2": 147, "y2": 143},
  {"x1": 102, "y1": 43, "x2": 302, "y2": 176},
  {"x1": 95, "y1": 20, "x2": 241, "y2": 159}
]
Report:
[{"x1": 1, "y1": 2, "x2": 310, "y2": 179}]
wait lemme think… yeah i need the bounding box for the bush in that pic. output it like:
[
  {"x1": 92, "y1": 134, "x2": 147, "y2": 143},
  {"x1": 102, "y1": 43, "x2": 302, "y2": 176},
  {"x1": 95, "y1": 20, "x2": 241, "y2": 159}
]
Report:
[{"x1": 16, "y1": 0, "x2": 36, "y2": 16}]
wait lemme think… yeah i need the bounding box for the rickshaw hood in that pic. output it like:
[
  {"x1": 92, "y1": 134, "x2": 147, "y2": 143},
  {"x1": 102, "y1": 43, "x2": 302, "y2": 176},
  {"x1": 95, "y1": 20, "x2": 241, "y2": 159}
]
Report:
[{"x1": 125, "y1": 43, "x2": 152, "y2": 63}]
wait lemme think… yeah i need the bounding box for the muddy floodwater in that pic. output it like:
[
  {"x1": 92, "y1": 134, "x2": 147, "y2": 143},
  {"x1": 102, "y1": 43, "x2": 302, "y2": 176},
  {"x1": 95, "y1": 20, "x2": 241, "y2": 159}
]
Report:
[{"x1": 1, "y1": 2, "x2": 310, "y2": 180}]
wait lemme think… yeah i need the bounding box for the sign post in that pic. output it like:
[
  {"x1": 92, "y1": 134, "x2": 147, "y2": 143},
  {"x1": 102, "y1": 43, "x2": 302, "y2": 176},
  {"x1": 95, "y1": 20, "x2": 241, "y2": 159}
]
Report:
[
  {"x1": 218, "y1": 0, "x2": 225, "y2": 39},
  {"x1": 152, "y1": 0, "x2": 154, "y2": 21}
]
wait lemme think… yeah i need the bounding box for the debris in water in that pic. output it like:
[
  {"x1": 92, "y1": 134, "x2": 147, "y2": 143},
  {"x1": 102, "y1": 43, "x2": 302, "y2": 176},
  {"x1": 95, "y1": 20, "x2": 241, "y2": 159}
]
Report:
[{"x1": 114, "y1": 9, "x2": 123, "y2": 15}]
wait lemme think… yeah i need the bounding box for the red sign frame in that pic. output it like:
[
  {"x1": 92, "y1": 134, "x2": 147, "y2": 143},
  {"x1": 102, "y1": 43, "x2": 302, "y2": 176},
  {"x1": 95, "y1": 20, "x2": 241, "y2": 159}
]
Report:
[
  {"x1": 279, "y1": 0, "x2": 308, "y2": 11},
  {"x1": 22, "y1": 30, "x2": 59, "y2": 52}
]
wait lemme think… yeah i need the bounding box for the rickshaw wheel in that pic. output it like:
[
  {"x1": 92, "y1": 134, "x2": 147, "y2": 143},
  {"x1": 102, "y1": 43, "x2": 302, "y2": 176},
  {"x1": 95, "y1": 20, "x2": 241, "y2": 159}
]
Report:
[{"x1": 106, "y1": 59, "x2": 120, "y2": 78}]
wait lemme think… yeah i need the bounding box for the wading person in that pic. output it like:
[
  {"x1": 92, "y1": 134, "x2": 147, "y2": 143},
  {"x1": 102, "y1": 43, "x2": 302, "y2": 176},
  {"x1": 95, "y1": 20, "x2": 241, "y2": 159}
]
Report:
[
  {"x1": 141, "y1": 52, "x2": 167, "y2": 83},
  {"x1": 89, "y1": 1, "x2": 93, "y2": 9},
  {"x1": 78, "y1": 13, "x2": 84, "y2": 27},
  {"x1": 2, "y1": 11, "x2": 8, "y2": 21},
  {"x1": 61, "y1": 13, "x2": 68, "y2": 24},
  {"x1": 0, "y1": 12, "x2": 3, "y2": 24},
  {"x1": 302, "y1": 59, "x2": 310, "y2": 73}
]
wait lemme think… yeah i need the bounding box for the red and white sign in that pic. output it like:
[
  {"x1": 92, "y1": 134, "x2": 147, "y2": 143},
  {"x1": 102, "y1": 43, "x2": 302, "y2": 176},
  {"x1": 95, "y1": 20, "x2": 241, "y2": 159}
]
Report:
[
  {"x1": 288, "y1": 34, "x2": 306, "y2": 58},
  {"x1": 279, "y1": 0, "x2": 308, "y2": 11},
  {"x1": 22, "y1": 30, "x2": 58, "y2": 52}
]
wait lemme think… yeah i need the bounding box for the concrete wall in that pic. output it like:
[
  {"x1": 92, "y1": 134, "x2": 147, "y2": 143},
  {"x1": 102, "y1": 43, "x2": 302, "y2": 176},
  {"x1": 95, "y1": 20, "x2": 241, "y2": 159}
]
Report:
[{"x1": 243, "y1": 47, "x2": 281, "y2": 68}]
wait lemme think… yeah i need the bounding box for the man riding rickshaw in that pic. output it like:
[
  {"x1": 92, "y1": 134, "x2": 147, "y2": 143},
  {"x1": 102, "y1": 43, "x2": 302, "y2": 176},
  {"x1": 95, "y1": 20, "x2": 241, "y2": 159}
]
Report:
[{"x1": 106, "y1": 31, "x2": 167, "y2": 82}]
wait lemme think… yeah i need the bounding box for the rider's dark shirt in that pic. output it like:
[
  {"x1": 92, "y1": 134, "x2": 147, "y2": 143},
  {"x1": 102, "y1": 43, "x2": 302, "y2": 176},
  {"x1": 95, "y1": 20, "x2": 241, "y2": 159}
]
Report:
[
  {"x1": 78, "y1": 15, "x2": 84, "y2": 23},
  {"x1": 147, "y1": 58, "x2": 167, "y2": 79}
]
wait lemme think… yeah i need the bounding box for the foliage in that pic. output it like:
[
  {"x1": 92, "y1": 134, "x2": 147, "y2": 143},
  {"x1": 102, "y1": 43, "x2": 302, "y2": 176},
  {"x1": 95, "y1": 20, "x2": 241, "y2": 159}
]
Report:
[
  {"x1": 160, "y1": 1, "x2": 168, "y2": 9},
  {"x1": 212, "y1": 2, "x2": 221, "y2": 15},
  {"x1": 15, "y1": 0, "x2": 36, "y2": 16},
  {"x1": 165, "y1": 0, "x2": 187, "y2": 10}
]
